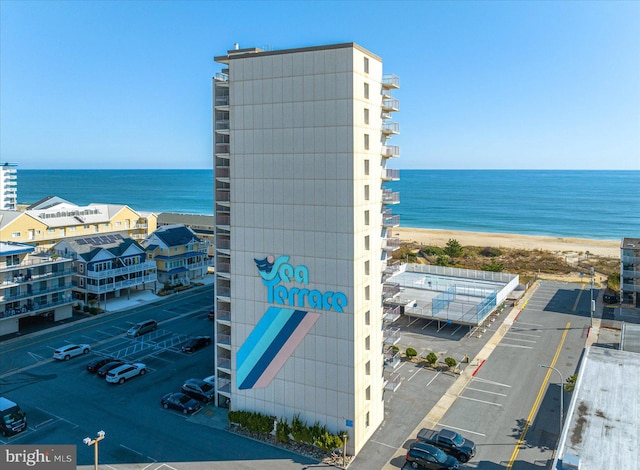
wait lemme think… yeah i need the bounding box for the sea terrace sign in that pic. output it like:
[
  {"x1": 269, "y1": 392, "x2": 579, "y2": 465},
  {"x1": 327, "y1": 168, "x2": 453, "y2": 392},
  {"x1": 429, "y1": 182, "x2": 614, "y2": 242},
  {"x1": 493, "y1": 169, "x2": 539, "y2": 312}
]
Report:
[{"x1": 255, "y1": 255, "x2": 348, "y2": 312}]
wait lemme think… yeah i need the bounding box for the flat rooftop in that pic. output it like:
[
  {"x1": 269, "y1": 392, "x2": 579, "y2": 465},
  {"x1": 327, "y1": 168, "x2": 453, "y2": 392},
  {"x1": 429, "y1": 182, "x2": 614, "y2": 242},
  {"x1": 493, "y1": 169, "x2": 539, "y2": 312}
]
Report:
[{"x1": 554, "y1": 346, "x2": 640, "y2": 469}]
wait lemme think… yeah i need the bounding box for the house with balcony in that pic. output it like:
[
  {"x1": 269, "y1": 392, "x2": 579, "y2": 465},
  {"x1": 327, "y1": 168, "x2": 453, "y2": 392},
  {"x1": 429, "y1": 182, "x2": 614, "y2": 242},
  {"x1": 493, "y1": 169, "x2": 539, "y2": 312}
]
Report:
[
  {"x1": 0, "y1": 197, "x2": 150, "y2": 248},
  {"x1": 621, "y1": 237, "x2": 640, "y2": 307},
  {"x1": 141, "y1": 224, "x2": 212, "y2": 287},
  {"x1": 53, "y1": 233, "x2": 157, "y2": 307},
  {"x1": 0, "y1": 241, "x2": 74, "y2": 336}
]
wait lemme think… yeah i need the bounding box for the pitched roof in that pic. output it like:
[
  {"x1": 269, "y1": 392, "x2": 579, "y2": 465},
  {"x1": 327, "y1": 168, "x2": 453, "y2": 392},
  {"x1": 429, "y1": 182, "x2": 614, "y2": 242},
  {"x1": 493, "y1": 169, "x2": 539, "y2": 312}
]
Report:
[
  {"x1": 150, "y1": 224, "x2": 201, "y2": 247},
  {"x1": 60, "y1": 232, "x2": 143, "y2": 261}
]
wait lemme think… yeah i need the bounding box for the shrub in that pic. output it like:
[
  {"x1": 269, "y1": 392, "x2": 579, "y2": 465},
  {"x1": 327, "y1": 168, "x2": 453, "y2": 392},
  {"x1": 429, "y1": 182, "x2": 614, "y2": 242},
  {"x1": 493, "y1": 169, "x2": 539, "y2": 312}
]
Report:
[
  {"x1": 83, "y1": 305, "x2": 90, "y2": 312},
  {"x1": 482, "y1": 260, "x2": 505, "y2": 272},
  {"x1": 426, "y1": 352, "x2": 438, "y2": 366},
  {"x1": 89, "y1": 307, "x2": 101, "y2": 315},
  {"x1": 444, "y1": 239, "x2": 463, "y2": 258},
  {"x1": 435, "y1": 255, "x2": 450, "y2": 267},
  {"x1": 389, "y1": 345, "x2": 399, "y2": 353},
  {"x1": 316, "y1": 431, "x2": 343, "y2": 452},
  {"x1": 421, "y1": 246, "x2": 445, "y2": 256},
  {"x1": 444, "y1": 357, "x2": 457, "y2": 368},
  {"x1": 564, "y1": 374, "x2": 578, "y2": 392},
  {"x1": 291, "y1": 414, "x2": 314, "y2": 444},
  {"x1": 480, "y1": 247, "x2": 503, "y2": 257},
  {"x1": 406, "y1": 347, "x2": 417, "y2": 359},
  {"x1": 275, "y1": 417, "x2": 291, "y2": 443}
]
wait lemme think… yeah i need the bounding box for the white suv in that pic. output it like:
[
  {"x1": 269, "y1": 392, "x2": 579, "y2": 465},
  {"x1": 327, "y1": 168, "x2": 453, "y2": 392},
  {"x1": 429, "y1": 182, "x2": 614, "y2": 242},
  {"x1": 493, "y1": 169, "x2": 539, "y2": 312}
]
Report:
[
  {"x1": 105, "y1": 363, "x2": 147, "y2": 384},
  {"x1": 53, "y1": 344, "x2": 91, "y2": 361}
]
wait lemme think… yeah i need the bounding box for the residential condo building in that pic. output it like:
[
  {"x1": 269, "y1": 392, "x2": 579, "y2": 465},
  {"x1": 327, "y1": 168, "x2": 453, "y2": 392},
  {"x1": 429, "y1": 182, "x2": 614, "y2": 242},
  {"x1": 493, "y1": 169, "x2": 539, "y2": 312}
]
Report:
[
  {"x1": 0, "y1": 163, "x2": 18, "y2": 211},
  {"x1": 212, "y1": 42, "x2": 400, "y2": 455},
  {"x1": 621, "y1": 237, "x2": 640, "y2": 306}
]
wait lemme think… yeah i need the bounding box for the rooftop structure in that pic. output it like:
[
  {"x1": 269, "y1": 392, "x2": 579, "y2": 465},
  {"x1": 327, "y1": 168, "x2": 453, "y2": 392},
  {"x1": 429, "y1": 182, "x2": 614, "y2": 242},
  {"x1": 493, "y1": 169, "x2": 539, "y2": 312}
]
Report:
[{"x1": 552, "y1": 346, "x2": 640, "y2": 470}]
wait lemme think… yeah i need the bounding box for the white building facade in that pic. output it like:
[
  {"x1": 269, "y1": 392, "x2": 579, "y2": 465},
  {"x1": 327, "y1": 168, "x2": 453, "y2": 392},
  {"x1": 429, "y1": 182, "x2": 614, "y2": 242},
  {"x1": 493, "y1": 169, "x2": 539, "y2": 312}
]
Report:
[
  {"x1": 213, "y1": 43, "x2": 400, "y2": 455},
  {"x1": 0, "y1": 163, "x2": 18, "y2": 211}
]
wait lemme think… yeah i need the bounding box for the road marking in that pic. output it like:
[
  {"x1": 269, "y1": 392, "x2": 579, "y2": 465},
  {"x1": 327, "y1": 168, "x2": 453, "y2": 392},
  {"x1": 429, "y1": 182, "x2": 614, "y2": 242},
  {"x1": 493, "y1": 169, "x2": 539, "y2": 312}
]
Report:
[
  {"x1": 120, "y1": 444, "x2": 144, "y2": 456},
  {"x1": 503, "y1": 336, "x2": 537, "y2": 343},
  {"x1": 34, "y1": 418, "x2": 54, "y2": 428},
  {"x1": 506, "y1": 321, "x2": 570, "y2": 469},
  {"x1": 471, "y1": 377, "x2": 512, "y2": 388},
  {"x1": 465, "y1": 387, "x2": 508, "y2": 397},
  {"x1": 437, "y1": 424, "x2": 486, "y2": 437},
  {"x1": 457, "y1": 395, "x2": 502, "y2": 407},
  {"x1": 369, "y1": 440, "x2": 398, "y2": 449},
  {"x1": 572, "y1": 285, "x2": 584, "y2": 311},
  {"x1": 425, "y1": 371, "x2": 441, "y2": 387},
  {"x1": 28, "y1": 352, "x2": 46, "y2": 362},
  {"x1": 407, "y1": 365, "x2": 424, "y2": 381},
  {"x1": 507, "y1": 332, "x2": 541, "y2": 338},
  {"x1": 514, "y1": 321, "x2": 544, "y2": 327},
  {"x1": 496, "y1": 343, "x2": 533, "y2": 349},
  {"x1": 451, "y1": 325, "x2": 463, "y2": 335}
]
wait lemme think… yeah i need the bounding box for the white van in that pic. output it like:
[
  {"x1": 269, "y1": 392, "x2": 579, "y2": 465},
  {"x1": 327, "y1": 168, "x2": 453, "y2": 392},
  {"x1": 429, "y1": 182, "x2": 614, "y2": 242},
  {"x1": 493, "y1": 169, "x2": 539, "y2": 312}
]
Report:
[{"x1": 0, "y1": 397, "x2": 27, "y2": 436}]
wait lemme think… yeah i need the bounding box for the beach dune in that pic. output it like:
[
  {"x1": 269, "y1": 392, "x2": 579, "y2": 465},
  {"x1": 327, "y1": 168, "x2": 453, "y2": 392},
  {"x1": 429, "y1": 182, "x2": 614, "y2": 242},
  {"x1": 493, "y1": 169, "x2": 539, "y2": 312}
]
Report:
[{"x1": 395, "y1": 227, "x2": 620, "y2": 259}]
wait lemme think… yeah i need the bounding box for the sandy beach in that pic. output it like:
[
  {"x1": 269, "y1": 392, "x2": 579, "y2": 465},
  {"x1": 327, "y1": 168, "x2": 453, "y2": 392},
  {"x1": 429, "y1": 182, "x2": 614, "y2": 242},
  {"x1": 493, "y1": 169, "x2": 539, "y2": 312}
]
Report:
[{"x1": 395, "y1": 227, "x2": 620, "y2": 259}]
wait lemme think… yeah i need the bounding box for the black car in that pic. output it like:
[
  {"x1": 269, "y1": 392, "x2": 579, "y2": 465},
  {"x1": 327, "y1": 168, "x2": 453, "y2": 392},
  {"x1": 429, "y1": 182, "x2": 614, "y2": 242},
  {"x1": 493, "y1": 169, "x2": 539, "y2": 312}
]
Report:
[
  {"x1": 181, "y1": 379, "x2": 215, "y2": 403},
  {"x1": 207, "y1": 307, "x2": 214, "y2": 320},
  {"x1": 181, "y1": 336, "x2": 212, "y2": 353},
  {"x1": 96, "y1": 360, "x2": 125, "y2": 378},
  {"x1": 406, "y1": 443, "x2": 459, "y2": 469},
  {"x1": 161, "y1": 392, "x2": 202, "y2": 414},
  {"x1": 86, "y1": 357, "x2": 116, "y2": 373}
]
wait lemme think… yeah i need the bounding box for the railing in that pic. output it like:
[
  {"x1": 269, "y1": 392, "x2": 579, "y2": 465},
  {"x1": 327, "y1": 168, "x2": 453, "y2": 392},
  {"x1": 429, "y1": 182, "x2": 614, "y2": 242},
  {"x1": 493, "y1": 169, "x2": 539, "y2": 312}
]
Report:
[
  {"x1": 0, "y1": 255, "x2": 71, "y2": 271},
  {"x1": 217, "y1": 333, "x2": 231, "y2": 346},
  {"x1": 382, "y1": 189, "x2": 400, "y2": 204},
  {"x1": 383, "y1": 305, "x2": 401, "y2": 323},
  {"x1": 382, "y1": 99, "x2": 400, "y2": 111},
  {"x1": 2, "y1": 283, "x2": 74, "y2": 301},
  {"x1": 381, "y1": 145, "x2": 399, "y2": 158},
  {"x1": 622, "y1": 283, "x2": 640, "y2": 293},
  {"x1": 382, "y1": 74, "x2": 400, "y2": 88},
  {"x1": 215, "y1": 190, "x2": 230, "y2": 202},
  {"x1": 216, "y1": 310, "x2": 231, "y2": 322},
  {"x1": 383, "y1": 282, "x2": 401, "y2": 297},
  {"x1": 216, "y1": 214, "x2": 231, "y2": 226},
  {"x1": 216, "y1": 287, "x2": 231, "y2": 297},
  {"x1": 215, "y1": 120, "x2": 230, "y2": 131},
  {"x1": 383, "y1": 214, "x2": 400, "y2": 227},
  {"x1": 382, "y1": 122, "x2": 400, "y2": 134},
  {"x1": 383, "y1": 327, "x2": 401, "y2": 345},
  {"x1": 85, "y1": 261, "x2": 157, "y2": 279},
  {"x1": 216, "y1": 262, "x2": 230, "y2": 273},
  {"x1": 217, "y1": 357, "x2": 231, "y2": 370},
  {"x1": 384, "y1": 349, "x2": 401, "y2": 369},
  {"x1": 85, "y1": 275, "x2": 157, "y2": 294},
  {"x1": 622, "y1": 255, "x2": 640, "y2": 264},
  {"x1": 215, "y1": 96, "x2": 230, "y2": 106},
  {"x1": 215, "y1": 143, "x2": 230, "y2": 154},
  {"x1": 622, "y1": 269, "x2": 640, "y2": 278},
  {"x1": 1, "y1": 296, "x2": 75, "y2": 319},
  {"x1": 382, "y1": 168, "x2": 400, "y2": 181},
  {"x1": 383, "y1": 238, "x2": 402, "y2": 251},
  {"x1": 216, "y1": 239, "x2": 230, "y2": 250},
  {"x1": 214, "y1": 72, "x2": 228, "y2": 82},
  {"x1": 216, "y1": 167, "x2": 230, "y2": 178}
]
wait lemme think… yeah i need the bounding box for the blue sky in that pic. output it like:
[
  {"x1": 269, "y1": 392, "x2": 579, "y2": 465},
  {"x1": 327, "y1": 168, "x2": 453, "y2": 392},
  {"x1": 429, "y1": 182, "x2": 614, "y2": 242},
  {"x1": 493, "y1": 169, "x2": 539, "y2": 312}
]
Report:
[{"x1": 1, "y1": 0, "x2": 638, "y2": 170}]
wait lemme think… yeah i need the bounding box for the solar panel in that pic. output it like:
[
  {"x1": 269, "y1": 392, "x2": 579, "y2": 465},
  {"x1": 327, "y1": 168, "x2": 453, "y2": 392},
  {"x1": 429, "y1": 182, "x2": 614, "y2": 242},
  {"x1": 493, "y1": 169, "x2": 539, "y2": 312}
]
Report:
[{"x1": 76, "y1": 239, "x2": 87, "y2": 245}]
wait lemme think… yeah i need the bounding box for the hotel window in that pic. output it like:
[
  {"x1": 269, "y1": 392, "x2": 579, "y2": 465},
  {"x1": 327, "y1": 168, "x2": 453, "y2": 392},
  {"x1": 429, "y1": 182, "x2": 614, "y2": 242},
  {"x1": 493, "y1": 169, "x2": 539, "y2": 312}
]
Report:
[
  {"x1": 364, "y1": 260, "x2": 370, "y2": 275},
  {"x1": 364, "y1": 82, "x2": 369, "y2": 99},
  {"x1": 364, "y1": 210, "x2": 369, "y2": 226},
  {"x1": 365, "y1": 285, "x2": 370, "y2": 300},
  {"x1": 366, "y1": 386, "x2": 371, "y2": 400},
  {"x1": 366, "y1": 412, "x2": 370, "y2": 427},
  {"x1": 365, "y1": 235, "x2": 370, "y2": 250},
  {"x1": 366, "y1": 361, "x2": 371, "y2": 375},
  {"x1": 365, "y1": 310, "x2": 370, "y2": 325},
  {"x1": 364, "y1": 159, "x2": 369, "y2": 175},
  {"x1": 47, "y1": 228, "x2": 55, "y2": 233},
  {"x1": 364, "y1": 57, "x2": 369, "y2": 73},
  {"x1": 364, "y1": 108, "x2": 369, "y2": 124},
  {"x1": 364, "y1": 134, "x2": 369, "y2": 150},
  {"x1": 84, "y1": 225, "x2": 90, "y2": 229},
  {"x1": 115, "y1": 221, "x2": 122, "y2": 227},
  {"x1": 365, "y1": 335, "x2": 370, "y2": 350},
  {"x1": 364, "y1": 185, "x2": 369, "y2": 201}
]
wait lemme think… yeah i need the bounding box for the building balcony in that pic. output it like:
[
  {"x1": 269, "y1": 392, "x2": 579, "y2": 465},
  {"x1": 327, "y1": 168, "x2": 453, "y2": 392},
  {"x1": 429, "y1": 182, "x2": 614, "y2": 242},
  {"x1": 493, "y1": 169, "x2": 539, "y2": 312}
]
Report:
[
  {"x1": 216, "y1": 261, "x2": 230, "y2": 274},
  {"x1": 382, "y1": 189, "x2": 400, "y2": 205},
  {"x1": 382, "y1": 122, "x2": 400, "y2": 136},
  {"x1": 382, "y1": 213, "x2": 400, "y2": 227},
  {"x1": 622, "y1": 269, "x2": 640, "y2": 278},
  {"x1": 622, "y1": 255, "x2": 640, "y2": 264},
  {"x1": 382, "y1": 168, "x2": 400, "y2": 181},
  {"x1": 217, "y1": 357, "x2": 231, "y2": 372},
  {"x1": 382, "y1": 74, "x2": 400, "y2": 89},
  {"x1": 214, "y1": 72, "x2": 229, "y2": 83},
  {"x1": 215, "y1": 143, "x2": 230, "y2": 155},
  {"x1": 215, "y1": 120, "x2": 230, "y2": 134},
  {"x1": 1, "y1": 295, "x2": 74, "y2": 319},
  {"x1": 382, "y1": 99, "x2": 400, "y2": 113},
  {"x1": 383, "y1": 327, "x2": 401, "y2": 345},
  {"x1": 216, "y1": 309, "x2": 231, "y2": 324},
  {"x1": 383, "y1": 237, "x2": 402, "y2": 252},
  {"x1": 216, "y1": 213, "x2": 231, "y2": 227},
  {"x1": 215, "y1": 190, "x2": 230, "y2": 203},
  {"x1": 85, "y1": 261, "x2": 157, "y2": 280},
  {"x1": 217, "y1": 333, "x2": 231, "y2": 347},
  {"x1": 383, "y1": 282, "x2": 401, "y2": 298},
  {"x1": 381, "y1": 145, "x2": 399, "y2": 159},
  {"x1": 215, "y1": 95, "x2": 230, "y2": 109},
  {"x1": 2, "y1": 283, "x2": 74, "y2": 302},
  {"x1": 622, "y1": 283, "x2": 640, "y2": 293},
  {"x1": 384, "y1": 305, "x2": 401, "y2": 324},
  {"x1": 84, "y1": 275, "x2": 157, "y2": 294}
]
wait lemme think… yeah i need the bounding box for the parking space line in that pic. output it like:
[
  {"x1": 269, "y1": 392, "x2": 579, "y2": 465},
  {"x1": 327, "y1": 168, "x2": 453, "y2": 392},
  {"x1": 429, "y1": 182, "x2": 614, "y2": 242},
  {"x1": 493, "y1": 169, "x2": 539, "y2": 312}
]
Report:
[
  {"x1": 503, "y1": 336, "x2": 537, "y2": 343},
  {"x1": 34, "y1": 418, "x2": 54, "y2": 428},
  {"x1": 451, "y1": 325, "x2": 463, "y2": 335},
  {"x1": 472, "y1": 377, "x2": 512, "y2": 388},
  {"x1": 437, "y1": 424, "x2": 486, "y2": 437},
  {"x1": 514, "y1": 321, "x2": 544, "y2": 326},
  {"x1": 496, "y1": 343, "x2": 533, "y2": 349},
  {"x1": 457, "y1": 395, "x2": 502, "y2": 407},
  {"x1": 120, "y1": 444, "x2": 144, "y2": 456},
  {"x1": 425, "y1": 371, "x2": 441, "y2": 387},
  {"x1": 465, "y1": 387, "x2": 507, "y2": 397},
  {"x1": 34, "y1": 407, "x2": 79, "y2": 428},
  {"x1": 369, "y1": 440, "x2": 398, "y2": 449},
  {"x1": 507, "y1": 331, "x2": 541, "y2": 338},
  {"x1": 407, "y1": 365, "x2": 425, "y2": 382}
]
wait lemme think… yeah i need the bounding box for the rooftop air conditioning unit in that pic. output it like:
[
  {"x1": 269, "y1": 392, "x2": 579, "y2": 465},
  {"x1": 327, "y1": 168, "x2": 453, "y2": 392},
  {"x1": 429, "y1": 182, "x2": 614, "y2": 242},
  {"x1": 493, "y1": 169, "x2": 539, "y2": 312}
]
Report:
[{"x1": 561, "y1": 454, "x2": 581, "y2": 470}]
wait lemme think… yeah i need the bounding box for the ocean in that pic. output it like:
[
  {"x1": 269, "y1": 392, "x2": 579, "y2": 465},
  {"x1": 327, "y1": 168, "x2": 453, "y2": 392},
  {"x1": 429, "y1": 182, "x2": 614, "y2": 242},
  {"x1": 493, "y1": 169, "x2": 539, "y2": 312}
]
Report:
[{"x1": 15, "y1": 169, "x2": 639, "y2": 240}]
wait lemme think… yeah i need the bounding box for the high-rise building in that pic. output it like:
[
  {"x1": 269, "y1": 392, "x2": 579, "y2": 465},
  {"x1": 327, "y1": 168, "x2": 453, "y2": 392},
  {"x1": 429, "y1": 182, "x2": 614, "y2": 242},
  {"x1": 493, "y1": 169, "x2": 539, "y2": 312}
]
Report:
[
  {"x1": 212, "y1": 43, "x2": 400, "y2": 455},
  {"x1": 621, "y1": 237, "x2": 640, "y2": 306},
  {"x1": 0, "y1": 163, "x2": 18, "y2": 210}
]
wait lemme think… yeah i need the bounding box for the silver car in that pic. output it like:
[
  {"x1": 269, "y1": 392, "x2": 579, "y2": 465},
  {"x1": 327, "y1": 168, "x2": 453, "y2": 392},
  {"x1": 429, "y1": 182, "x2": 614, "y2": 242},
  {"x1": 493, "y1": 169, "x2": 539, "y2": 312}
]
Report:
[
  {"x1": 105, "y1": 363, "x2": 147, "y2": 384},
  {"x1": 53, "y1": 344, "x2": 91, "y2": 361}
]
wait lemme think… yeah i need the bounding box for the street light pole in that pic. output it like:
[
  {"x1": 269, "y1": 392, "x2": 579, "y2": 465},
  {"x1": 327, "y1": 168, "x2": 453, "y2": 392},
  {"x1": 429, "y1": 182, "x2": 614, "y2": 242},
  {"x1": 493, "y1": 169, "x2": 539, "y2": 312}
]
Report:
[
  {"x1": 539, "y1": 364, "x2": 564, "y2": 433},
  {"x1": 83, "y1": 430, "x2": 105, "y2": 470}
]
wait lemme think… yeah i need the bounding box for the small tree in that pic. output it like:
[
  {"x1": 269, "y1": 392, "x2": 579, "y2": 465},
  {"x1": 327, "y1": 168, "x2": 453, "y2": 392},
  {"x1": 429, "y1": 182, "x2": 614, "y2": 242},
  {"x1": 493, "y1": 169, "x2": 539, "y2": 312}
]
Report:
[
  {"x1": 444, "y1": 357, "x2": 457, "y2": 369},
  {"x1": 426, "y1": 352, "x2": 438, "y2": 367},
  {"x1": 482, "y1": 260, "x2": 505, "y2": 272},
  {"x1": 564, "y1": 373, "x2": 578, "y2": 392},
  {"x1": 435, "y1": 255, "x2": 450, "y2": 267},
  {"x1": 275, "y1": 417, "x2": 291, "y2": 443},
  {"x1": 444, "y1": 239, "x2": 463, "y2": 258},
  {"x1": 406, "y1": 347, "x2": 417, "y2": 359}
]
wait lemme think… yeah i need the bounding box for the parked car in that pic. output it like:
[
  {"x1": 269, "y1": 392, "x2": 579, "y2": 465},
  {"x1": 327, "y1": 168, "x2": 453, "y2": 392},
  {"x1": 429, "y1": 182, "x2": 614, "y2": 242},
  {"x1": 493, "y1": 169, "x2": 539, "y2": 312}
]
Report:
[
  {"x1": 160, "y1": 392, "x2": 202, "y2": 414},
  {"x1": 126, "y1": 319, "x2": 158, "y2": 337},
  {"x1": 406, "y1": 442, "x2": 459, "y2": 469},
  {"x1": 181, "y1": 379, "x2": 215, "y2": 402},
  {"x1": 181, "y1": 336, "x2": 212, "y2": 353},
  {"x1": 53, "y1": 344, "x2": 91, "y2": 361},
  {"x1": 603, "y1": 293, "x2": 618, "y2": 304},
  {"x1": 105, "y1": 363, "x2": 147, "y2": 384},
  {"x1": 97, "y1": 360, "x2": 125, "y2": 378},
  {"x1": 202, "y1": 375, "x2": 215, "y2": 387},
  {"x1": 416, "y1": 428, "x2": 476, "y2": 463},
  {"x1": 86, "y1": 357, "x2": 116, "y2": 373}
]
